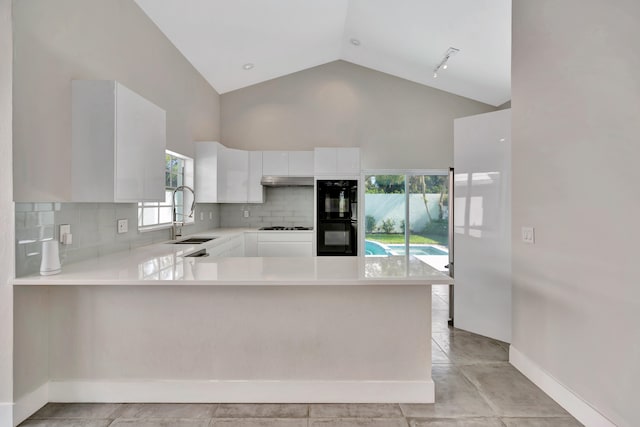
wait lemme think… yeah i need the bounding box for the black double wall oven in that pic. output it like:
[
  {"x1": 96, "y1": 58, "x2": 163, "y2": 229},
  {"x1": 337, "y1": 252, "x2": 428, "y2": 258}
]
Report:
[{"x1": 316, "y1": 180, "x2": 358, "y2": 256}]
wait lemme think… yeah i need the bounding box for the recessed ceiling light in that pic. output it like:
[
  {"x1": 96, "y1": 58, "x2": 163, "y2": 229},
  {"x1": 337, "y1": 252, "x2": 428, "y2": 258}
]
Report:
[
  {"x1": 350, "y1": 38, "x2": 361, "y2": 46},
  {"x1": 242, "y1": 63, "x2": 254, "y2": 70}
]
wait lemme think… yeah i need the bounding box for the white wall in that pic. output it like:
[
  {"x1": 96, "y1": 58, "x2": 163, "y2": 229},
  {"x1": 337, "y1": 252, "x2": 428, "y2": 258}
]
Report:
[
  {"x1": 0, "y1": 0, "x2": 13, "y2": 424},
  {"x1": 221, "y1": 61, "x2": 496, "y2": 170},
  {"x1": 453, "y1": 109, "x2": 511, "y2": 343},
  {"x1": 512, "y1": 1, "x2": 639, "y2": 426},
  {"x1": 12, "y1": 0, "x2": 221, "y2": 202}
]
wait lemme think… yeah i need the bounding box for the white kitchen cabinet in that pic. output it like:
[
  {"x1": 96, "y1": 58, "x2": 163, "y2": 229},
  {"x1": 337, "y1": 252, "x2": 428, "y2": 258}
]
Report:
[
  {"x1": 244, "y1": 232, "x2": 258, "y2": 256},
  {"x1": 195, "y1": 141, "x2": 222, "y2": 203},
  {"x1": 248, "y1": 151, "x2": 264, "y2": 203},
  {"x1": 257, "y1": 232, "x2": 313, "y2": 257},
  {"x1": 220, "y1": 147, "x2": 249, "y2": 203},
  {"x1": 288, "y1": 151, "x2": 314, "y2": 176},
  {"x1": 195, "y1": 141, "x2": 250, "y2": 203},
  {"x1": 71, "y1": 80, "x2": 166, "y2": 202},
  {"x1": 208, "y1": 234, "x2": 244, "y2": 257},
  {"x1": 314, "y1": 147, "x2": 360, "y2": 176},
  {"x1": 262, "y1": 151, "x2": 314, "y2": 176},
  {"x1": 262, "y1": 151, "x2": 289, "y2": 175}
]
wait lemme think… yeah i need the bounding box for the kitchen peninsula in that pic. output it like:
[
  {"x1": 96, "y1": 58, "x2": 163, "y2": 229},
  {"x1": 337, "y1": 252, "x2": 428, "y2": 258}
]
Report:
[{"x1": 12, "y1": 229, "x2": 453, "y2": 411}]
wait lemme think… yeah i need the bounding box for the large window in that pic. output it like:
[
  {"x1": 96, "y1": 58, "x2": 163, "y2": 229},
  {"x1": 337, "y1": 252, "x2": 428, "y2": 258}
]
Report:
[
  {"x1": 363, "y1": 171, "x2": 450, "y2": 270},
  {"x1": 138, "y1": 151, "x2": 194, "y2": 230}
]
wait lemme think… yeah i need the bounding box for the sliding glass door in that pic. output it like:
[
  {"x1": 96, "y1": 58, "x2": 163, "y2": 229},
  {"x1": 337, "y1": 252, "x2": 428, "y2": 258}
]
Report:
[{"x1": 364, "y1": 171, "x2": 450, "y2": 270}]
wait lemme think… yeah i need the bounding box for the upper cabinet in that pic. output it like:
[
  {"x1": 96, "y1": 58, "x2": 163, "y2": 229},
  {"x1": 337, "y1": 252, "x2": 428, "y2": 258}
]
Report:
[
  {"x1": 288, "y1": 151, "x2": 314, "y2": 176},
  {"x1": 248, "y1": 151, "x2": 264, "y2": 203},
  {"x1": 71, "y1": 80, "x2": 166, "y2": 202},
  {"x1": 314, "y1": 147, "x2": 360, "y2": 176},
  {"x1": 262, "y1": 151, "x2": 289, "y2": 175},
  {"x1": 263, "y1": 150, "x2": 314, "y2": 176},
  {"x1": 195, "y1": 141, "x2": 250, "y2": 203}
]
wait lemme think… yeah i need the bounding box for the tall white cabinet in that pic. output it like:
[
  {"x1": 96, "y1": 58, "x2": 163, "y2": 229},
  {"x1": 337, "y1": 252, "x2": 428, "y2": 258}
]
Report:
[
  {"x1": 71, "y1": 80, "x2": 166, "y2": 202},
  {"x1": 453, "y1": 109, "x2": 512, "y2": 343}
]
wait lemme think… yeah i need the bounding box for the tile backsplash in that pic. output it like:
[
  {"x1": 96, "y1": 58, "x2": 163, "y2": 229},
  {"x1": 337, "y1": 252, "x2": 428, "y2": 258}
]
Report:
[
  {"x1": 219, "y1": 187, "x2": 314, "y2": 229},
  {"x1": 15, "y1": 202, "x2": 220, "y2": 277}
]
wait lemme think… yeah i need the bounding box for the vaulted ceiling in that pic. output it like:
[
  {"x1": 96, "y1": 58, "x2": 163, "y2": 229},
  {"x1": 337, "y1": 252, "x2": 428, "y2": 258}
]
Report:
[{"x1": 135, "y1": 0, "x2": 511, "y2": 106}]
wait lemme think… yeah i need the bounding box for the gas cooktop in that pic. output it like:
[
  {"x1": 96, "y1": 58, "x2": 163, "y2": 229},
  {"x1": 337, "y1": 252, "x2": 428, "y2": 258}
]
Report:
[{"x1": 259, "y1": 226, "x2": 313, "y2": 231}]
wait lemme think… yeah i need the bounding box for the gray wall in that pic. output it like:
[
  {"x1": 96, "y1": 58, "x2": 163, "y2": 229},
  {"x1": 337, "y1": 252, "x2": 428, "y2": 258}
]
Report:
[
  {"x1": 13, "y1": 0, "x2": 221, "y2": 202},
  {"x1": 512, "y1": 1, "x2": 639, "y2": 426},
  {"x1": 219, "y1": 187, "x2": 313, "y2": 229},
  {"x1": 221, "y1": 60, "x2": 495, "y2": 170},
  {"x1": 0, "y1": 0, "x2": 13, "y2": 417},
  {"x1": 15, "y1": 202, "x2": 220, "y2": 277}
]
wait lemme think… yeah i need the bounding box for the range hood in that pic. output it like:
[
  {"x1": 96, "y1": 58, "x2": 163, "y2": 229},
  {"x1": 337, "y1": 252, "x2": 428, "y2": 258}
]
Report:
[{"x1": 260, "y1": 176, "x2": 314, "y2": 187}]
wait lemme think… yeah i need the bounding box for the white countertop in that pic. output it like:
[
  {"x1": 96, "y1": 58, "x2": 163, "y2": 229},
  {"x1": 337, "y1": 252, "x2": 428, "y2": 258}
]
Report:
[{"x1": 12, "y1": 228, "x2": 453, "y2": 286}]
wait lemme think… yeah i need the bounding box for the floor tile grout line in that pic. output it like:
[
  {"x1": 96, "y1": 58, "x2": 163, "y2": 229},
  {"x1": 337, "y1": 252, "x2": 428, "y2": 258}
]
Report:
[{"x1": 457, "y1": 364, "x2": 504, "y2": 417}]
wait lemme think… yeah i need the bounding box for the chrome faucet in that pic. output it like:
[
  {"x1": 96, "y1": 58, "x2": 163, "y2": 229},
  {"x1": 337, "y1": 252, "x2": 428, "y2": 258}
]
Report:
[{"x1": 171, "y1": 185, "x2": 196, "y2": 240}]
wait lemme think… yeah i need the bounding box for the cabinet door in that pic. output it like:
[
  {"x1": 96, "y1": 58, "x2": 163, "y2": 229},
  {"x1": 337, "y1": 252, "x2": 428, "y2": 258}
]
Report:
[
  {"x1": 263, "y1": 151, "x2": 289, "y2": 175},
  {"x1": 244, "y1": 232, "x2": 258, "y2": 256},
  {"x1": 336, "y1": 148, "x2": 360, "y2": 175},
  {"x1": 289, "y1": 151, "x2": 314, "y2": 176},
  {"x1": 114, "y1": 83, "x2": 165, "y2": 202},
  {"x1": 257, "y1": 242, "x2": 313, "y2": 257},
  {"x1": 220, "y1": 147, "x2": 248, "y2": 203},
  {"x1": 195, "y1": 141, "x2": 222, "y2": 203},
  {"x1": 141, "y1": 101, "x2": 166, "y2": 201},
  {"x1": 313, "y1": 148, "x2": 337, "y2": 175},
  {"x1": 248, "y1": 151, "x2": 264, "y2": 203}
]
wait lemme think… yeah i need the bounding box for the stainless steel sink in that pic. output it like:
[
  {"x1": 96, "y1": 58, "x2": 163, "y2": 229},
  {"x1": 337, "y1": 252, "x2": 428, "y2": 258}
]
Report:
[
  {"x1": 171, "y1": 237, "x2": 216, "y2": 244},
  {"x1": 184, "y1": 248, "x2": 209, "y2": 257}
]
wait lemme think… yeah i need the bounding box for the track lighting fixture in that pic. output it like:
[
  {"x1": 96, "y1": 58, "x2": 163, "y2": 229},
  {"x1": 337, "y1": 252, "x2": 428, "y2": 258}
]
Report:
[{"x1": 433, "y1": 47, "x2": 459, "y2": 78}]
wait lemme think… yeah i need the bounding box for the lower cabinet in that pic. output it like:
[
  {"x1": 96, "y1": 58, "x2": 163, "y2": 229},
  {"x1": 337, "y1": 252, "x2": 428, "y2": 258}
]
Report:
[
  {"x1": 256, "y1": 232, "x2": 313, "y2": 257},
  {"x1": 244, "y1": 232, "x2": 258, "y2": 257},
  {"x1": 203, "y1": 231, "x2": 313, "y2": 258},
  {"x1": 208, "y1": 234, "x2": 244, "y2": 257}
]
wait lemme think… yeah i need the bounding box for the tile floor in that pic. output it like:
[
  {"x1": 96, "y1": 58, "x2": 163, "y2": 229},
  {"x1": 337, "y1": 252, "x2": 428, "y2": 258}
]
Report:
[{"x1": 20, "y1": 286, "x2": 582, "y2": 427}]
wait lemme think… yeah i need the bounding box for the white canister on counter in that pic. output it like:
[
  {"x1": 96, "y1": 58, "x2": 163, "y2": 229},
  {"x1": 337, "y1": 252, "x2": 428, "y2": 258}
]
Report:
[{"x1": 40, "y1": 240, "x2": 61, "y2": 276}]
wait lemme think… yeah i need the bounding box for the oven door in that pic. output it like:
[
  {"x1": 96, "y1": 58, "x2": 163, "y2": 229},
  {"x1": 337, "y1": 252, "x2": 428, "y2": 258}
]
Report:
[{"x1": 317, "y1": 221, "x2": 357, "y2": 256}]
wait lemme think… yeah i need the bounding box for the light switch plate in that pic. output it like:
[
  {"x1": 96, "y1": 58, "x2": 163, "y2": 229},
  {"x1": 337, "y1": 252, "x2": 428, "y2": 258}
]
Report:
[
  {"x1": 521, "y1": 226, "x2": 535, "y2": 244},
  {"x1": 200, "y1": 212, "x2": 204, "y2": 221},
  {"x1": 117, "y1": 219, "x2": 128, "y2": 234},
  {"x1": 243, "y1": 210, "x2": 250, "y2": 218}
]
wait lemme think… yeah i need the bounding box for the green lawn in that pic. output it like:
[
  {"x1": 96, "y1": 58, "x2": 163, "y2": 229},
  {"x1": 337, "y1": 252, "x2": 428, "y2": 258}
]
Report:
[{"x1": 366, "y1": 233, "x2": 447, "y2": 245}]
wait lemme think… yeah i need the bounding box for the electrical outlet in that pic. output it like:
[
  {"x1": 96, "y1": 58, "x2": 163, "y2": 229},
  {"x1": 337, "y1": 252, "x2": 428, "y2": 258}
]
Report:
[
  {"x1": 200, "y1": 212, "x2": 204, "y2": 221},
  {"x1": 209, "y1": 212, "x2": 213, "y2": 220},
  {"x1": 243, "y1": 210, "x2": 250, "y2": 218},
  {"x1": 59, "y1": 224, "x2": 71, "y2": 244},
  {"x1": 117, "y1": 219, "x2": 128, "y2": 234},
  {"x1": 521, "y1": 226, "x2": 535, "y2": 244}
]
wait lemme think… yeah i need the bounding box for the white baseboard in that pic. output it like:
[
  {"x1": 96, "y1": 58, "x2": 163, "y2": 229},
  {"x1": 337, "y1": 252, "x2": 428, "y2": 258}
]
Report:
[
  {"x1": 48, "y1": 380, "x2": 434, "y2": 404},
  {"x1": 509, "y1": 346, "x2": 616, "y2": 427},
  {"x1": 0, "y1": 403, "x2": 13, "y2": 427},
  {"x1": 12, "y1": 382, "x2": 48, "y2": 427}
]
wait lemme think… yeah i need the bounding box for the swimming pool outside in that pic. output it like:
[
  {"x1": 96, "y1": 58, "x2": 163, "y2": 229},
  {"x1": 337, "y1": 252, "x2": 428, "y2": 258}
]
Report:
[{"x1": 364, "y1": 240, "x2": 448, "y2": 256}]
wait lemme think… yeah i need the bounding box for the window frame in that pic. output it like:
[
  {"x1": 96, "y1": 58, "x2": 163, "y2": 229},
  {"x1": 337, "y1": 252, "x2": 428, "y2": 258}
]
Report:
[
  {"x1": 360, "y1": 169, "x2": 450, "y2": 257},
  {"x1": 138, "y1": 150, "x2": 194, "y2": 232}
]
